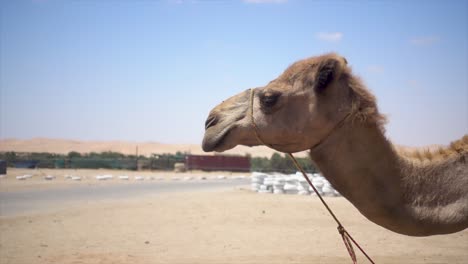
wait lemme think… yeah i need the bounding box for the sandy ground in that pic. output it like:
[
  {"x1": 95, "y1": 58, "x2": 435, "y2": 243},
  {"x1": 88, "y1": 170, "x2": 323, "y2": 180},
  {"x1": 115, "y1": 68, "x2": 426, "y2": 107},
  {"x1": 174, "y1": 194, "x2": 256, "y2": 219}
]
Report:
[{"x1": 1, "y1": 170, "x2": 467, "y2": 264}]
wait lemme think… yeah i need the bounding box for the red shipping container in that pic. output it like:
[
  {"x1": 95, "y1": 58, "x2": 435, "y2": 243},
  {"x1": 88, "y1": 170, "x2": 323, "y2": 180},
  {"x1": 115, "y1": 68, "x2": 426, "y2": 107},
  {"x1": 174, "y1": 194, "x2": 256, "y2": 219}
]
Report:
[{"x1": 185, "y1": 155, "x2": 250, "y2": 172}]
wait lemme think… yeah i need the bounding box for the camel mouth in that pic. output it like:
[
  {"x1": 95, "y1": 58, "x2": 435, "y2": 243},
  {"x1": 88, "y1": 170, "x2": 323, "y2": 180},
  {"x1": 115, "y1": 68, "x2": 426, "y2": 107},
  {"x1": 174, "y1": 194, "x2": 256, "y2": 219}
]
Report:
[{"x1": 202, "y1": 126, "x2": 233, "y2": 152}]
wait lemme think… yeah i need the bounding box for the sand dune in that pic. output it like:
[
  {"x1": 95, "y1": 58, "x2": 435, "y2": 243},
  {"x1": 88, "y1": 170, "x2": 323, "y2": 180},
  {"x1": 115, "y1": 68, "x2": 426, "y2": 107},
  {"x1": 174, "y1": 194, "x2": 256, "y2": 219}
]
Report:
[
  {"x1": 0, "y1": 137, "x2": 444, "y2": 159},
  {"x1": 0, "y1": 138, "x2": 292, "y2": 158}
]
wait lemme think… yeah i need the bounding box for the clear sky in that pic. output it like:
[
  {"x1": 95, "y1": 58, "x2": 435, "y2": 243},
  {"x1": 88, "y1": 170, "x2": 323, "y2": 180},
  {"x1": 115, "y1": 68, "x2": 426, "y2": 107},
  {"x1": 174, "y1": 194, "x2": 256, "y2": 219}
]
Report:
[{"x1": 1, "y1": 0, "x2": 467, "y2": 147}]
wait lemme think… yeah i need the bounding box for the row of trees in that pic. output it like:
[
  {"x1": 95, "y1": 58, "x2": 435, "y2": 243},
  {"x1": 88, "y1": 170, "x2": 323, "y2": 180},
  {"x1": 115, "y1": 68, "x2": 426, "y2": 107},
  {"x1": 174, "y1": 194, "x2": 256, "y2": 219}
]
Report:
[
  {"x1": 0, "y1": 151, "x2": 186, "y2": 170},
  {"x1": 0, "y1": 151, "x2": 317, "y2": 173}
]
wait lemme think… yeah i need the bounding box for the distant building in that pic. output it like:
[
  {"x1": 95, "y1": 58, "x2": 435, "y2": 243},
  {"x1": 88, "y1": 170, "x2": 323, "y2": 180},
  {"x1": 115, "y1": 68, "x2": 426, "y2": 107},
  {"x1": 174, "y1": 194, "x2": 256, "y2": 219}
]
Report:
[{"x1": 185, "y1": 155, "x2": 250, "y2": 172}]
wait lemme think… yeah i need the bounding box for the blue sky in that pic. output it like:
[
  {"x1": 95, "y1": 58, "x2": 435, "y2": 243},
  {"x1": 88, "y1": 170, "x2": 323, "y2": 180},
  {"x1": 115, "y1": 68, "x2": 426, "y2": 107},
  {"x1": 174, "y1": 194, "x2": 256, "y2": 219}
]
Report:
[{"x1": 1, "y1": 0, "x2": 467, "y2": 147}]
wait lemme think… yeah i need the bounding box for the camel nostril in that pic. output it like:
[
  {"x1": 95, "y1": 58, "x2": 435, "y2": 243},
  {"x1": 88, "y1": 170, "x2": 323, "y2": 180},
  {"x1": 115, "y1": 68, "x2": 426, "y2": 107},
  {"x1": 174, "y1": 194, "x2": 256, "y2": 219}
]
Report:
[{"x1": 205, "y1": 115, "x2": 218, "y2": 130}]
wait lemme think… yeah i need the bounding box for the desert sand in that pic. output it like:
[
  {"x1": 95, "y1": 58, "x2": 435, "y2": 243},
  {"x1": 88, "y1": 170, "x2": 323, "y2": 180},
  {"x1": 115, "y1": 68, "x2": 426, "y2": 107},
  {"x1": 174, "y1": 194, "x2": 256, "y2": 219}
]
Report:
[
  {"x1": 0, "y1": 138, "x2": 293, "y2": 158},
  {"x1": 0, "y1": 138, "x2": 441, "y2": 159},
  {"x1": 1, "y1": 169, "x2": 467, "y2": 264}
]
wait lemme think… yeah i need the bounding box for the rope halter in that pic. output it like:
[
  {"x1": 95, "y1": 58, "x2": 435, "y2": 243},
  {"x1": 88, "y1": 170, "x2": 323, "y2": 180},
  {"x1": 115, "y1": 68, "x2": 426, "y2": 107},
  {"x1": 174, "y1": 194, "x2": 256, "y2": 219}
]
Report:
[{"x1": 248, "y1": 88, "x2": 375, "y2": 264}]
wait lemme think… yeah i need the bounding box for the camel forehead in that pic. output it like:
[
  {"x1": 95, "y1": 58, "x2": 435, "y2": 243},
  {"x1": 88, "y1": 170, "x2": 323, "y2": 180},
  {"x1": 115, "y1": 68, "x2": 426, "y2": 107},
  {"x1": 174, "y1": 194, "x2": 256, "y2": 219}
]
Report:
[{"x1": 273, "y1": 53, "x2": 342, "y2": 86}]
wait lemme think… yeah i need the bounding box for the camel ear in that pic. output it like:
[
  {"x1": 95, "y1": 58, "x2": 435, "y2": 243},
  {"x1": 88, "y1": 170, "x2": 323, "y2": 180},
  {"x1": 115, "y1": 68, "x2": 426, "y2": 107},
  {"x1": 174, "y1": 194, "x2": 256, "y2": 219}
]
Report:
[{"x1": 314, "y1": 58, "x2": 339, "y2": 94}]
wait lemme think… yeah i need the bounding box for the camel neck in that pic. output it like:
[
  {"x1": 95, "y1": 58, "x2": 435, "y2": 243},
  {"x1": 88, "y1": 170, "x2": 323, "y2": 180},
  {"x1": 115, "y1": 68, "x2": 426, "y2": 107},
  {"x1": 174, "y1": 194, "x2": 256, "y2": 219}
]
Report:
[
  {"x1": 310, "y1": 120, "x2": 403, "y2": 210},
  {"x1": 309, "y1": 119, "x2": 468, "y2": 235},
  {"x1": 308, "y1": 120, "x2": 417, "y2": 234}
]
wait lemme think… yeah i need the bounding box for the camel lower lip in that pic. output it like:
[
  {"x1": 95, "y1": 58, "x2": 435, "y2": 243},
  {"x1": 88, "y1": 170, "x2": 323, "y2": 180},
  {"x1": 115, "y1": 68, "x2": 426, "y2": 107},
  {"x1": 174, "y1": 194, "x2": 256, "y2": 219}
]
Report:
[{"x1": 202, "y1": 130, "x2": 230, "y2": 152}]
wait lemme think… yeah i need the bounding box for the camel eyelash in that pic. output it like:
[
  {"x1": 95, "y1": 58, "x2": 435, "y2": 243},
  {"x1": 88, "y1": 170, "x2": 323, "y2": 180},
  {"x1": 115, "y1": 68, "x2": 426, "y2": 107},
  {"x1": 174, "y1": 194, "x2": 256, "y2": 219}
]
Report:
[{"x1": 259, "y1": 92, "x2": 281, "y2": 108}]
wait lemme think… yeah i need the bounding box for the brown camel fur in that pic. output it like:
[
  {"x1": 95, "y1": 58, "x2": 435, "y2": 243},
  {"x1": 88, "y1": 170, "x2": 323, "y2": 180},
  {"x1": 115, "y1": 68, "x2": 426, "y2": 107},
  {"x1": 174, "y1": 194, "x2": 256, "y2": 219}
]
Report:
[{"x1": 202, "y1": 53, "x2": 468, "y2": 236}]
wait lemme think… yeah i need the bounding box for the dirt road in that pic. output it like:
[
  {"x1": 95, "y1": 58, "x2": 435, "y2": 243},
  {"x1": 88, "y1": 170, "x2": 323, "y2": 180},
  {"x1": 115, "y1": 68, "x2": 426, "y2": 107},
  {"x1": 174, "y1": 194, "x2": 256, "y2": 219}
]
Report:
[{"x1": 1, "y1": 184, "x2": 467, "y2": 264}]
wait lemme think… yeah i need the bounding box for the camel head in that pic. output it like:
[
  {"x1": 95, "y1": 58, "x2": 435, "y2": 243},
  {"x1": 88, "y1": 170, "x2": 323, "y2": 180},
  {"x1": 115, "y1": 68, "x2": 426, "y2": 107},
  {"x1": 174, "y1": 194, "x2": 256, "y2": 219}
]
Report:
[{"x1": 202, "y1": 53, "x2": 356, "y2": 153}]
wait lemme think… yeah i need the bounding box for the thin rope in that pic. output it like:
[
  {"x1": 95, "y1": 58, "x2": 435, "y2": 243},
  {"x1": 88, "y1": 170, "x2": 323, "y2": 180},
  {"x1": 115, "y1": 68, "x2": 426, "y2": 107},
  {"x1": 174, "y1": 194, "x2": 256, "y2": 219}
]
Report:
[
  {"x1": 249, "y1": 88, "x2": 375, "y2": 264},
  {"x1": 288, "y1": 153, "x2": 375, "y2": 264}
]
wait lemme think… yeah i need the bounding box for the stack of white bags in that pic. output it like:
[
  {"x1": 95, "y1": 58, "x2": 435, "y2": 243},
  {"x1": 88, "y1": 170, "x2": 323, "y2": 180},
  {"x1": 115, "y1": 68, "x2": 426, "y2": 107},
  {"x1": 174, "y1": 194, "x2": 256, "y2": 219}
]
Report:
[
  {"x1": 95, "y1": 174, "x2": 113, "y2": 181},
  {"x1": 250, "y1": 172, "x2": 340, "y2": 197}
]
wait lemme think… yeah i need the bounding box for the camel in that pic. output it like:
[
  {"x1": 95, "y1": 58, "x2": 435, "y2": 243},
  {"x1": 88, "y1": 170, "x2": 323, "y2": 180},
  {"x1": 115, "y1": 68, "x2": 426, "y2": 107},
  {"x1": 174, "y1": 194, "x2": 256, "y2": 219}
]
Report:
[{"x1": 202, "y1": 53, "x2": 468, "y2": 236}]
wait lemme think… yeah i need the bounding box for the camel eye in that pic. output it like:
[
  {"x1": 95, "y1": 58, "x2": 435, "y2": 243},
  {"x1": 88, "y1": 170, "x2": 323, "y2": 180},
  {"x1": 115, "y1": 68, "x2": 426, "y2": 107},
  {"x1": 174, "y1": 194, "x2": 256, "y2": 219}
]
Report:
[{"x1": 260, "y1": 93, "x2": 281, "y2": 108}]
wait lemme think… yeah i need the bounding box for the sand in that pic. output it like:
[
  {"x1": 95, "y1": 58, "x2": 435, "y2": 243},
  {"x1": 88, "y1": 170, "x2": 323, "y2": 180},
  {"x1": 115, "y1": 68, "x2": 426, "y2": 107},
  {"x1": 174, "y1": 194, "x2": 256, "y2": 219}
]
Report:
[
  {"x1": 1, "y1": 169, "x2": 467, "y2": 264},
  {"x1": 0, "y1": 138, "x2": 441, "y2": 159},
  {"x1": 0, "y1": 138, "x2": 298, "y2": 158}
]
